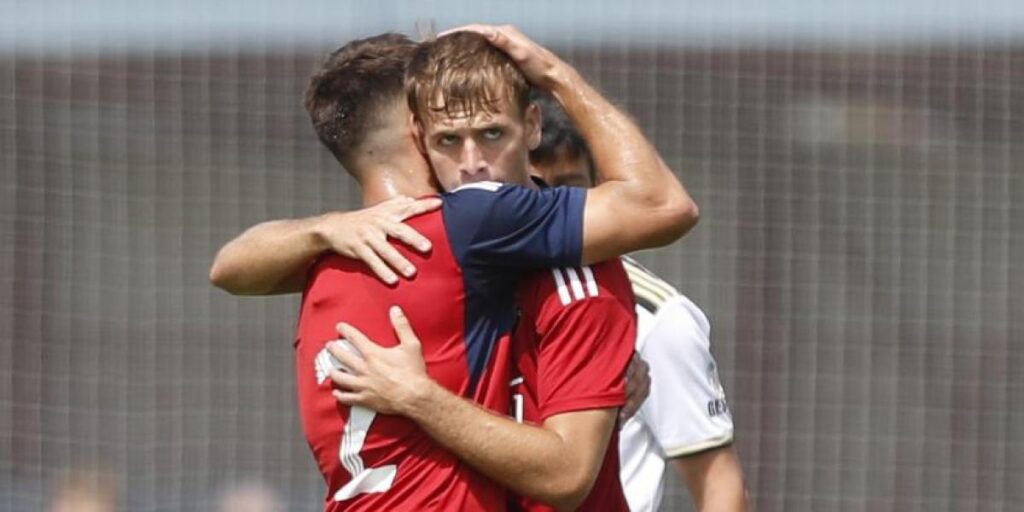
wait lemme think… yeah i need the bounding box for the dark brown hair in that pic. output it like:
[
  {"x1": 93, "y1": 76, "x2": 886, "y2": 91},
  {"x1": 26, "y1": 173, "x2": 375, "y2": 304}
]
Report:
[
  {"x1": 304, "y1": 33, "x2": 416, "y2": 167},
  {"x1": 405, "y1": 32, "x2": 530, "y2": 123},
  {"x1": 528, "y1": 89, "x2": 591, "y2": 174}
]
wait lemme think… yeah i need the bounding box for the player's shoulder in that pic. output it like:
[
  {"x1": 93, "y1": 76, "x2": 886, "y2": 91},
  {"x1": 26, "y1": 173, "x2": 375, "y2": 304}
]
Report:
[
  {"x1": 442, "y1": 181, "x2": 523, "y2": 207},
  {"x1": 440, "y1": 181, "x2": 529, "y2": 230},
  {"x1": 522, "y1": 258, "x2": 631, "y2": 308},
  {"x1": 666, "y1": 293, "x2": 709, "y2": 323},
  {"x1": 621, "y1": 255, "x2": 683, "y2": 314},
  {"x1": 646, "y1": 294, "x2": 711, "y2": 340},
  {"x1": 440, "y1": 181, "x2": 511, "y2": 214},
  {"x1": 307, "y1": 252, "x2": 351, "y2": 279},
  {"x1": 448, "y1": 181, "x2": 506, "y2": 194},
  {"x1": 442, "y1": 180, "x2": 578, "y2": 203},
  {"x1": 401, "y1": 203, "x2": 447, "y2": 234}
]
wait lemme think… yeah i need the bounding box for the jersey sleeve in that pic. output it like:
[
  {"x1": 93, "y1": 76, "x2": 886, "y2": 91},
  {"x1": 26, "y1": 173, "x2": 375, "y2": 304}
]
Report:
[
  {"x1": 638, "y1": 296, "x2": 735, "y2": 457},
  {"x1": 443, "y1": 182, "x2": 586, "y2": 269},
  {"x1": 524, "y1": 260, "x2": 637, "y2": 420}
]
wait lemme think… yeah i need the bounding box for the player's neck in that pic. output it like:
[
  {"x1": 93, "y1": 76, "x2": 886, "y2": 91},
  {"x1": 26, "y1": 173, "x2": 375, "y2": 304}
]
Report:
[{"x1": 360, "y1": 164, "x2": 440, "y2": 206}]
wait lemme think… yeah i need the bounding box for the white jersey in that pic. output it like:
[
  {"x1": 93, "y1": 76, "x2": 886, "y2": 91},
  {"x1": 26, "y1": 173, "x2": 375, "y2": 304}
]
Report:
[{"x1": 618, "y1": 257, "x2": 734, "y2": 512}]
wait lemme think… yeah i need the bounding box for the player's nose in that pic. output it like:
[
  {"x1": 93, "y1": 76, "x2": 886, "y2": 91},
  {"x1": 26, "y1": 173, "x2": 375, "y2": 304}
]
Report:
[{"x1": 459, "y1": 139, "x2": 488, "y2": 176}]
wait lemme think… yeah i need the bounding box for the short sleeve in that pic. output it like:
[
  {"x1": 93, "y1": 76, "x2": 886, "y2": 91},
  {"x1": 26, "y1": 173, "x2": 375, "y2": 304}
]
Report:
[
  {"x1": 638, "y1": 296, "x2": 735, "y2": 457},
  {"x1": 526, "y1": 260, "x2": 637, "y2": 420},
  {"x1": 442, "y1": 182, "x2": 586, "y2": 269}
]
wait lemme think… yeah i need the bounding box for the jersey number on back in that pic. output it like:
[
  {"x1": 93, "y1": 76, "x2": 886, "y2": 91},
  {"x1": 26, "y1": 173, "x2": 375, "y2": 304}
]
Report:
[{"x1": 315, "y1": 344, "x2": 397, "y2": 500}]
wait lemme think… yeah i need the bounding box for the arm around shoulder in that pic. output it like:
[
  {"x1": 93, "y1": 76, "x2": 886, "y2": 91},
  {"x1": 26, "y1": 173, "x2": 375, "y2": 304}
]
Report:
[
  {"x1": 209, "y1": 214, "x2": 330, "y2": 296},
  {"x1": 210, "y1": 196, "x2": 441, "y2": 294}
]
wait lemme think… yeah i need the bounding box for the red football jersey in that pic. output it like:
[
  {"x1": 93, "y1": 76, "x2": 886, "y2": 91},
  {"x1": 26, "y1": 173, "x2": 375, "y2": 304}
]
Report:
[
  {"x1": 294, "y1": 183, "x2": 588, "y2": 511},
  {"x1": 511, "y1": 260, "x2": 636, "y2": 512}
]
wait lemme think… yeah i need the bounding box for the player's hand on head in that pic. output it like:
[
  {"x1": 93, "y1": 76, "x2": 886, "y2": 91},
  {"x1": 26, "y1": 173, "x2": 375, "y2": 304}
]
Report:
[
  {"x1": 328, "y1": 306, "x2": 430, "y2": 415},
  {"x1": 439, "y1": 24, "x2": 564, "y2": 90},
  {"x1": 621, "y1": 352, "x2": 651, "y2": 423},
  {"x1": 318, "y1": 196, "x2": 440, "y2": 285}
]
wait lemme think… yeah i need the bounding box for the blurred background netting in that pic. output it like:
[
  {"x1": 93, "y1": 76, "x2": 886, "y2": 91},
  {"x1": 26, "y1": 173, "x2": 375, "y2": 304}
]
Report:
[{"x1": 2, "y1": 1, "x2": 1022, "y2": 510}]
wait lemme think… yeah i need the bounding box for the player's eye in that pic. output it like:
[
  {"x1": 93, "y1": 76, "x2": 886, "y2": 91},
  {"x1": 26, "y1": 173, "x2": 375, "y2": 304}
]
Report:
[
  {"x1": 482, "y1": 128, "x2": 503, "y2": 141},
  {"x1": 437, "y1": 134, "x2": 460, "y2": 147}
]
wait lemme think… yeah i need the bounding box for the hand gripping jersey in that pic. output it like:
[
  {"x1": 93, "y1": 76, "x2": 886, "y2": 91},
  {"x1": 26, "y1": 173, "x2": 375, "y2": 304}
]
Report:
[
  {"x1": 617, "y1": 256, "x2": 735, "y2": 512},
  {"x1": 295, "y1": 182, "x2": 586, "y2": 511},
  {"x1": 510, "y1": 260, "x2": 636, "y2": 512}
]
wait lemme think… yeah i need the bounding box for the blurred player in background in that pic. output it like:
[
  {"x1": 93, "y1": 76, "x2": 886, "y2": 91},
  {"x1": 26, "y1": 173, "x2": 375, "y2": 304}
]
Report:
[
  {"x1": 216, "y1": 481, "x2": 283, "y2": 512},
  {"x1": 529, "y1": 89, "x2": 749, "y2": 511},
  {"x1": 50, "y1": 465, "x2": 119, "y2": 512},
  {"x1": 210, "y1": 25, "x2": 697, "y2": 511}
]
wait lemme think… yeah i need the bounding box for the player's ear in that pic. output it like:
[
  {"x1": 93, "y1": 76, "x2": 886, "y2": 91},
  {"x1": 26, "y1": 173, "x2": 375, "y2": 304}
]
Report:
[
  {"x1": 410, "y1": 114, "x2": 428, "y2": 156},
  {"x1": 524, "y1": 102, "x2": 541, "y2": 151}
]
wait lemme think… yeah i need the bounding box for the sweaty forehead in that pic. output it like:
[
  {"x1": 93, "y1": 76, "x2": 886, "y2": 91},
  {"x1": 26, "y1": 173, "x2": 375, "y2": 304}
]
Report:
[
  {"x1": 423, "y1": 103, "x2": 517, "y2": 132},
  {"x1": 421, "y1": 90, "x2": 522, "y2": 129}
]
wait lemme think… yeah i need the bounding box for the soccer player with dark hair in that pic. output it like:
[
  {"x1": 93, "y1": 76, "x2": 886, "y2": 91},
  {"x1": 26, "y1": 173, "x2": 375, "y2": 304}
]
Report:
[
  {"x1": 211, "y1": 27, "x2": 696, "y2": 511},
  {"x1": 528, "y1": 89, "x2": 595, "y2": 187}
]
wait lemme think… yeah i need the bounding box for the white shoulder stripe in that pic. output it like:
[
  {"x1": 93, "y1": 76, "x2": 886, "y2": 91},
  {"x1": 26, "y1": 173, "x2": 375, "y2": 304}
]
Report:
[
  {"x1": 551, "y1": 268, "x2": 572, "y2": 305},
  {"x1": 565, "y1": 268, "x2": 586, "y2": 300},
  {"x1": 625, "y1": 264, "x2": 677, "y2": 298},
  {"x1": 452, "y1": 181, "x2": 503, "y2": 193},
  {"x1": 551, "y1": 266, "x2": 599, "y2": 305},
  {"x1": 622, "y1": 258, "x2": 680, "y2": 309},
  {"x1": 581, "y1": 266, "x2": 599, "y2": 296}
]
